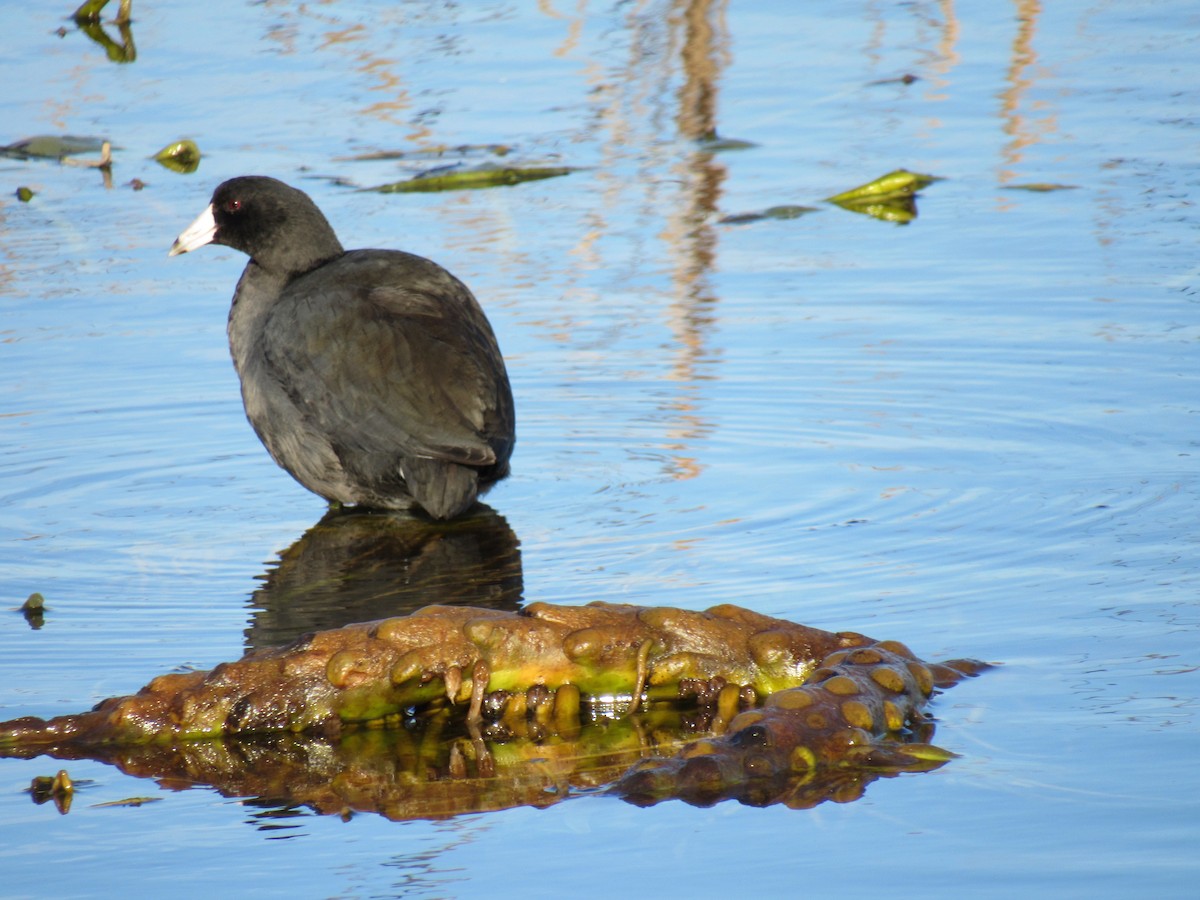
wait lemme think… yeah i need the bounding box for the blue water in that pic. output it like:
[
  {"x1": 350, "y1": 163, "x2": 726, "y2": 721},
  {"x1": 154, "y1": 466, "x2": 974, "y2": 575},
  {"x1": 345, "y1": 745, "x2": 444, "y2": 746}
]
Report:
[{"x1": 2, "y1": 2, "x2": 1198, "y2": 897}]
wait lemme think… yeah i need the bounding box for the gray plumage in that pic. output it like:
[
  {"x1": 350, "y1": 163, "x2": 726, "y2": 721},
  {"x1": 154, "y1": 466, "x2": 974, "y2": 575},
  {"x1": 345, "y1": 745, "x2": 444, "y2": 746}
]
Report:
[{"x1": 171, "y1": 176, "x2": 514, "y2": 519}]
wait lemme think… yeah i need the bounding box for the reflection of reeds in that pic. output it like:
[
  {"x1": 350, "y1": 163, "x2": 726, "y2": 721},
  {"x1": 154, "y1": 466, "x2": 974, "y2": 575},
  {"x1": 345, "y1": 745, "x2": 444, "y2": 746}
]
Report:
[
  {"x1": 594, "y1": 1, "x2": 732, "y2": 481},
  {"x1": 999, "y1": 0, "x2": 1053, "y2": 184}
]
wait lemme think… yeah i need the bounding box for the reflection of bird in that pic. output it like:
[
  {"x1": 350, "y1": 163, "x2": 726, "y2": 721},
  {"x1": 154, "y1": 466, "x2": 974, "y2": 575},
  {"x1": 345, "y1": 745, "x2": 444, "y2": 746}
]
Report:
[
  {"x1": 243, "y1": 506, "x2": 524, "y2": 652},
  {"x1": 170, "y1": 176, "x2": 515, "y2": 520}
]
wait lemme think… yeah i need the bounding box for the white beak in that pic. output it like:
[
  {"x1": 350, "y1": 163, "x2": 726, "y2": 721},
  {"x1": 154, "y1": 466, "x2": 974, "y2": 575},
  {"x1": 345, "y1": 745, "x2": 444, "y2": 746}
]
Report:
[{"x1": 169, "y1": 203, "x2": 218, "y2": 256}]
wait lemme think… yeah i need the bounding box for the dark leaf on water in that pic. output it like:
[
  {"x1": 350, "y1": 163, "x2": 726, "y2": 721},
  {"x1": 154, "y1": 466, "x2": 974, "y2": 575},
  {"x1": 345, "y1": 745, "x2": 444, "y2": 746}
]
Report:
[
  {"x1": 718, "y1": 204, "x2": 820, "y2": 225},
  {"x1": 1005, "y1": 182, "x2": 1079, "y2": 192},
  {"x1": 19, "y1": 591, "x2": 46, "y2": 629},
  {"x1": 365, "y1": 164, "x2": 578, "y2": 194},
  {"x1": 337, "y1": 143, "x2": 513, "y2": 162},
  {"x1": 91, "y1": 797, "x2": 163, "y2": 809},
  {"x1": 29, "y1": 770, "x2": 74, "y2": 814},
  {"x1": 696, "y1": 130, "x2": 759, "y2": 152},
  {"x1": 867, "y1": 73, "x2": 919, "y2": 86},
  {"x1": 1, "y1": 135, "x2": 107, "y2": 160}
]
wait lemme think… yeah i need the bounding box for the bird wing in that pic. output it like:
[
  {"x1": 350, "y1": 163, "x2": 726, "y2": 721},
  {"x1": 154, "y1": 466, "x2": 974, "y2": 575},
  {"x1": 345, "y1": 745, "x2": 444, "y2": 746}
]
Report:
[{"x1": 258, "y1": 251, "x2": 512, "y2": 471}]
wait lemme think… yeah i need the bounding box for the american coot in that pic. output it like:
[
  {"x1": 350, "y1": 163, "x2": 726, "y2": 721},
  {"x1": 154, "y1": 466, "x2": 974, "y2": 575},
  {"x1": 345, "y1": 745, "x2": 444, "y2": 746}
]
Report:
[{"x1": 169, "y1": 176, "x2": 515, "y2": 520}]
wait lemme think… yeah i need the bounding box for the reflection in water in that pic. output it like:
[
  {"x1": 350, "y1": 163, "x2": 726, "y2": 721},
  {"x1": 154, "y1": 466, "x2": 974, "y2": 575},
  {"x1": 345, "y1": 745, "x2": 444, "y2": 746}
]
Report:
[
  {"x1": 257, "y1": 0, "x2": 446, "y2": 137},
  {"x1": 998, "y1": 0, "x2": 1053, "y2": 184},
  {"x1": 72, "y1": 0, "x2": 135, "y2": 64},
  {"x1": 243, "y1": 0, "x2": 730, "y2": 486},
  {"x1": 917, "y1": 0, "x2": 962, "y2": 101},
  {"x1": 0, "y1": 0, "x2": 1192, "y2": 893},
  {"x1": 660, "y1": 0, "x2": 727, "y2": 481},
  {"x1": 584, "y1": 0, "x2": 729, "y2": 483},
  {"x1": 15, "y1": 705, "x2": 950, "y2": 823},
  {"x1": 76, "y1": 19, "x2": 136, "y2": 64},
  {"x1": 245, "y1": 506, "x2": 523, "y2": 652},
  {"x1": 829, "y1": 190, "x2": 921, "y2": 224}
]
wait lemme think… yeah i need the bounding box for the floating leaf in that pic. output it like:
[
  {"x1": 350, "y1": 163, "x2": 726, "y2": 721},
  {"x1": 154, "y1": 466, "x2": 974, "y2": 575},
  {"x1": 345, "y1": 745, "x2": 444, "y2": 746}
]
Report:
[
  {"x1": 366, "y1": 163, "x2": 577, "y2": 194},
  {"x1": 16, "y1": 591, "x2": 45, "y2": 628},
  {"x1": 719, "y1": 204, "x2": 819, "y2": 225},
  {"x1": 826, "y1": 168, "x2": 940, "y2": 205},
  {"x1": 695, "y1": 131, "x2": 759, "y2": 152},
  {"x1": 29, "y1": 770, "x2": 74, "y2": 814},
  {"x1": 337, "y1": 143, "x2": 512, "y2": 162},
  {"x1": 825, "y1": 169, "x2": 940, "y2": 224},
  {"x1": 1, "y1": 135, "x2": 107, "y2": 160},
  {"x1": 15, "y1": 187, "x2": 34, "y2": 202},
  {"x1": 1006, "y1": 182, "x2": 1079, "y2": 192},
  {"x1": 867, "y1": 73, "x2": 919, "y2": 87},
  {"x1": 153, "y1": 139, "x2": 201, "y2": 174},
  {"x1": 91, "y1": 797, "x2": 162, "y2": 809}
]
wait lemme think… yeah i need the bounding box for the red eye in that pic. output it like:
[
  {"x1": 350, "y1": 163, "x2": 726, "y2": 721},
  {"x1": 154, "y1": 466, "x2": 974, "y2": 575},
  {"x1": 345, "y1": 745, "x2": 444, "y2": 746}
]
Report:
[{"x1": 224, "y1": 198, "x2": 242, "y2": 213}]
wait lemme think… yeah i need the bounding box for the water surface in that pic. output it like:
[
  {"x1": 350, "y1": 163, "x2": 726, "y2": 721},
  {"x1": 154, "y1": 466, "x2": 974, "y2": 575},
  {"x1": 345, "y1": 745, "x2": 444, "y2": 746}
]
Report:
[{"x1": 1, "y1": 2, "x2": 1197, "y2": 898}]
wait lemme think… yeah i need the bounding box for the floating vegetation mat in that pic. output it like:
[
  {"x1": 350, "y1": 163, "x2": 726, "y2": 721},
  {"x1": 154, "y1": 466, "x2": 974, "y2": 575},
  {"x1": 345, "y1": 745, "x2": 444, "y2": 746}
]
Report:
[{"x1": 2, "y1": 602, "x2": 988, "y2": 819}]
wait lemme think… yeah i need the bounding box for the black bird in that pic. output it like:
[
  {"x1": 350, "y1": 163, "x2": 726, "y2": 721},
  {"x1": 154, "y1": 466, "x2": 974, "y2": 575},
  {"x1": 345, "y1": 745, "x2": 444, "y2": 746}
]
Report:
[{"x1": 170, "y1": 176, "x2": 515, "y2": 520}]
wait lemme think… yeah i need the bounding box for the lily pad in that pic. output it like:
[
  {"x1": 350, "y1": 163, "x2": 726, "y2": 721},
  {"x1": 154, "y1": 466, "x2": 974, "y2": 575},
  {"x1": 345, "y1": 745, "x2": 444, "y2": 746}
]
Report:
[
  {"x1": 153, "y1": 139, "x2": 201, "y2": 174},
  {"x1": 718, "y1": 205, "x2": 819, "y2": 225},
  {"x1": 366, "y1": 163, "x2": 577, "y2": 194}
]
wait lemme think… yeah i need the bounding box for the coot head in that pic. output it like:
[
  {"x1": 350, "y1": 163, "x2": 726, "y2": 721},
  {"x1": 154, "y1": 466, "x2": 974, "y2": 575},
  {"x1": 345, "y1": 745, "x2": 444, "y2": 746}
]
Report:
[{"x1": 170, "y1": 176, "x2": 344, "y2": 277}]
